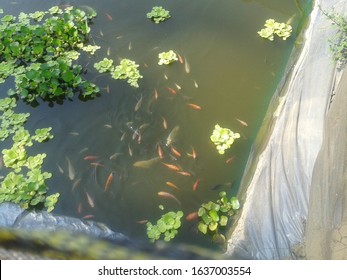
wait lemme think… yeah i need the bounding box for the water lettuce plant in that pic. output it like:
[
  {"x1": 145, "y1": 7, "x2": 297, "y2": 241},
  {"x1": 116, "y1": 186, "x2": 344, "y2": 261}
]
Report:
[
  {"x1": 0, "y1": 6, "x2": 100, "y2": 102},
  {"x1": 198, "y1": 192, "x2": 240, "y2": 243},
  {"x1": 158, "y1": 50, "x2": 178, "y2": 65},
  {"x1": 146, "y1": 6, "x2": 171, "y2": 24},
  {"x1": 94, "y1": 58, "x2": 143, "y2": 88},
  {"x1": 0, "y1": 97, "x2": 58, "y2": 212},
  {"x1": 258, "y1": 19, "x2": 292, "y2": 41},
  {"x1": 210, "y1": 124, "x2": 240, "y2": 154},
  {"x1": 146, "y1": 211, "x2": 183, "y2": 242}
]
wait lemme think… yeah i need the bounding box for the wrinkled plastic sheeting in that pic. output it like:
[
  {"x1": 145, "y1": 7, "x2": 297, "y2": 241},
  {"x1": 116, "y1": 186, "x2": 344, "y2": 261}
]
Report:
[
  {"x1": 305, "y1": 68, "x2": 347, "y2": 259},
  {"x1": 0, "y1": 202, "x2": 129, "y2": 243},
  {"x1": 226, "y1": 0, "x2": 347, "y2": 259}
]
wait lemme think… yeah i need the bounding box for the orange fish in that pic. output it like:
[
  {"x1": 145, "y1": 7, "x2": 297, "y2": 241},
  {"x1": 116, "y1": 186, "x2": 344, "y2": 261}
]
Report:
[
  {"x1": 86, "y1": 192, "x2": 95, "y2": 208},
  {"x1": 170, "y1": 146, "x2": 181, "y2": 157},
  {"x1": 185, "y1": 211, "x2": 198, "y2": 221},
  {"x1": 161, "y1": 117, "x2": 167, "y2": 129},
  {"x1": 236, "y1": 118, "x2": 248, "y2": 126},
  {"x1": 166, "y1": 87, "x2": 177, "y2": 95},
  {"x1": 82, "y1": 214, "x2": 95, "y2": 220},
  {"x1": 157, "y1": 145, "x2": 164, "y2": 159},
  {"x1": 158, "y1": 191, "x2": 181, "y2": 205},
  {"x1": 193, "y1": 178, "x2": 202, "y2": 191},
  {"x1": 166, "y1": 181, "x2": 181, "y2": 191},
  {"x1": 104, "y1": 172, "x2": 114, "y2": 192},
  {"x1": 162, "y1": 163, "x2": 180, "y2": 171},
  {"x1": 226, "y1": 156, "x2": 236, "y2": 165},
  {"x1": 187, "y1": 103, "x2": 202, "y2": 110},
  {"x1": 105, "y1": 13, "x2": 113, "y2": 21},
  {"x1": 177, "y1": 171, "x2": 191, "y2": 176},
  {"x1": 84, "y1": 155, "x2": 99, "y2": 161}
]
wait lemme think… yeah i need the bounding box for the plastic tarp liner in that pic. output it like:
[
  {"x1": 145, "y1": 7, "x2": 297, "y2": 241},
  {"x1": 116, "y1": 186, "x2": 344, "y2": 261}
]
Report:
[{"x1": 226, "y1": 0, "x2": 347, "y2": 259}]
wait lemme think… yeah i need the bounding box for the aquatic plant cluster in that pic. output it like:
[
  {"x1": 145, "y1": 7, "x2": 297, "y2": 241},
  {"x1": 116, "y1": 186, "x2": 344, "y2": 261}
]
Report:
[
  {"x1": 258, "y1": 19, "x2": 292, "y2": 41},
  {"x1": 0, "y1": 98, "x2": 58, "y2": 212},
  {"x1": 0, "y1": 6, "x2": 99, "y2": 103}
]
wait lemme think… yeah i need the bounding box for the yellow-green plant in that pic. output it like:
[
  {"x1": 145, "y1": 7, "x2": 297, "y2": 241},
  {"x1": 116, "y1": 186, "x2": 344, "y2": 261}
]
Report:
[
  {"x1": 158, "y1": 50, "x2": 178, "y2": 65},
  {"x1": 210, "y1": 124, "x2": 240, "y2": 154},
  {"x1": 258, "y1": 19, "x2": 292, "y2": 41}
]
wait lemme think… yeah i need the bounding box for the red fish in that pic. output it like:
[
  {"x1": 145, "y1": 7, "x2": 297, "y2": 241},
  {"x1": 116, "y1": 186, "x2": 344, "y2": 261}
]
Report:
[
  {"x1": 166, "y1": 87, "x2": 177, "y2": 95},
  {"x1": 84, "y1": 155, "x2": 99, "y2": 161},
  {"x1": 193, "y1": 179, "x2": 202, "y2": 191},
  {"x1": 187, "y1": 103, "x2": 202, "y2": 110},
  {"x1": 185, "y1": 211, "x2": 198, "y2": 221},
  {"x1": 105, "y1": 13, "x2": 113, "y2": 21},
  {"x1": 162, "y1": 163, "x2": 180, "y2": 171},
  {"x1": 158, "y1": 191, "x2": 181, "y2": 205},
  {"x1": 170, "y1": 146, "x2": 181, "y2": 157},
  {"x1": 157, "y1": 145, "x2": 164, "y2": 159},
  {"x1": 104, "y1": 172, "x2": 114, "y2": 192},
  {"x1": 166, "y1": 181, "x2": 181, "y2": 191}
]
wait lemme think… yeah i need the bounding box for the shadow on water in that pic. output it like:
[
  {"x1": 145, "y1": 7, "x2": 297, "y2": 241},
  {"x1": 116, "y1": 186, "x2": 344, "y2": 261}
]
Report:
[{"x1": 0, "y1": 0, "x2": 312, "y2": 251}]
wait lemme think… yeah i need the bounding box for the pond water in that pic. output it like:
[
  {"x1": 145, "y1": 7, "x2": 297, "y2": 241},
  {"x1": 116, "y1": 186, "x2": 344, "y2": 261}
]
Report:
[{"x1": 0, "y1": 0, "x2": 312, "y2": 251}]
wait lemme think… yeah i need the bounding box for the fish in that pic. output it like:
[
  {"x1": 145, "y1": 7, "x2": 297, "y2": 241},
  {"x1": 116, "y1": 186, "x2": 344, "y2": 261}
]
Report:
[
  {"x1": 170, "y1": 146, "x2": 181, "y2": 157},
  {"x1": 72, "y1": 178, "x2": 82, "y2": 192},
  {"x1": 226, "y1": 156, "x2": 236, "y2": 164},
  {"x1": 90, "y1": 162, "x2": 103, "y2": 167},
  {"x1": 128, "y1": 41, "x2": 132, "y2": 51},
  {"x1": 193, "y1": 178, "x2": 202, "y2": 191},
  {"x1": 166, "y1": 125, "x2": 180, "y2": 146},
  {"x1": 133, "y1": 157, "x2": 161, "y2": 168},
  {"x1": 116, "y1": 35, "x2": 123, "y2": 39},
  {"x1": 193, "y1": 80, "x2": 199, "y2": 88},
  {"x1": 184, "y1": 57, "x2": 190, "y2": 73},
  {"x1": 66, "y1": 157, "x2": 75, "y2": 181},
  {"x1": 166, "y1": 181, "x2": 181, "y2": 191},
  {"x1": 175, "y1": 83, "x2": 181, "y2": 90},
  {"x1": 134, "y1": 94, "x2": 143, "y2": 111},
  {"x1": 99, "y1": 30, "x2": 104, "y2": 37},
  {"x1": 185, "y1": 211, "x2": 199, "y2": 221},
  {"x1": 78, "y1": 147, "x2": 89, "y2": 154},
  {"x1": 56, "y1": 163, "x2": 64, "y2": 174},
  {"x1": 187, "y1": 146, "x2": 197, "y2": 159},
  {"x1": 158, "y1": 191, "x2": 181, "y2": 205},
  {"x1": 84, "y1": 156, "x2": 99, "y2": 161},
  {"x1": 161, "y1": 117, "x2": 167, "y2": 130},
  {"x1": 107, "y1": 47, "x2": 110, "y2": 56},
  {"x1": 77, "y1": 203, "x2": 83, "y2": 214},
  {"x1": 104, "y1": 124, "x2": 112, "y2": 128},
  {"x1": 143, "y1": 63, "x2": 149, "y2": 68},
  {"x1": 104, "y1": 172, "x2": 114, "y2": 192},
  {"x1": 236, "y1": 118, "x2": 248, "y2": 126},
  {"x1": 166, "y1": 87, "x2": 177, "y2": 95},
  {"x1": 120, "y1": 131, "x2": 127, "y2": 141},
  {"x1": 86, "y1": 192, "x2": 95, "y2": 208},
  {"x1": 187, "y1": 103, "x2": 202, "y2": 110},
  {"x1": 69, "y1": 132, "x2": 79, "y2": 136},
  {"x1": 162, "y1": 163, "x2": 180, "y2": 171},
  {"x1": 136, "y1": 219, "x2": 149, "y2": 224},
  {"x1": 177, "y1": 171, "x2": 191, "y2": 176},
  {"x1": 157, "y1": 145, "x2": 164, "y2": 159},
  {"x1": 82, "y1": 214, "x2": 95, "y2": 220},
  {"x1": 154, "y1": 88, "x2": 159, "y2": 99},
  {"x1": 177, "y1": 53, "x2": 184, "y2": 64},
  {"x1": 109, "y1": 152, "x2": 122, "y2": 160},
  {"x1": 128, "y1": 143, "x2": 133, "y2": 157},
  {"x1": 164, "y1": 73, "x2": 168, "y2": 80},
  {"x1": 105, "y1": 12, "x2": 113, "y2": 21}
]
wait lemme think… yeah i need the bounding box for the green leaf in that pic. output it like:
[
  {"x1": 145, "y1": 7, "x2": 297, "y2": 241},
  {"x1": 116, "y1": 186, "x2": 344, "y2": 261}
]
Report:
[
  {"x1": 230, "y1": 197, "x2": 240, "y2": 210},
  {"x1": 219, "y1": 215, "x2": 228, "y2": 226},
  {"x1": 198, "y1": 223, "x2": 208, "y2": 234}
]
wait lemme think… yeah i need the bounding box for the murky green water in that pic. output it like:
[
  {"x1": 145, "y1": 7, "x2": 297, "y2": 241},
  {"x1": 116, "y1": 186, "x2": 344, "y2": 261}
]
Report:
[{"x1": 0, "y1": 0, "x2": 311, "y2": 250}]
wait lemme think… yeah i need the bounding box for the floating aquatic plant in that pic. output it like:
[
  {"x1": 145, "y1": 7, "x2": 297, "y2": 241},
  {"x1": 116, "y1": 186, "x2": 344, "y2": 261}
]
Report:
[
  {"x1": 146, "y1": 211, "x2": 183, "y2": 242},
  {"x1": 146, "y1": 6, "x2": 171, "y2": 24},
  {"x1": 210, "y1": 124, "x2": 240, "y2": 154},
  {"x1": 198, "y1": 192, "x2": 240, "y2": 243},
  {"x1": 158, "y1": 50, "x2": 178, "y2": 65},
  {"x1": 0, "y1": 97, "x2": 58, "y2": 212},
  {"x1": 258, "y1": 19, "x2": 292, "y2": 41}
]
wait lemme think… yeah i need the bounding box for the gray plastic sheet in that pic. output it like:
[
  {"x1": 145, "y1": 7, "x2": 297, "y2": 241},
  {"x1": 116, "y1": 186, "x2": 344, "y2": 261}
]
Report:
[{"x1": 226, "y1": 0, "x2": 347, "y2": 259}]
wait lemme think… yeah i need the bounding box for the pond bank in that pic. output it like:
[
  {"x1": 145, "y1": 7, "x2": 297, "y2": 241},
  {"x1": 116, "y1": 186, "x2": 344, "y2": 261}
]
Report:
[{"x1": 226, "y1": 0, "x2": 347, "y2": 259}]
